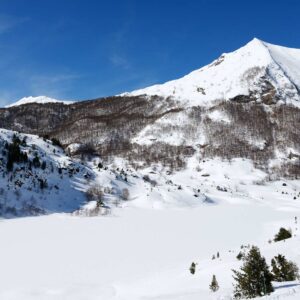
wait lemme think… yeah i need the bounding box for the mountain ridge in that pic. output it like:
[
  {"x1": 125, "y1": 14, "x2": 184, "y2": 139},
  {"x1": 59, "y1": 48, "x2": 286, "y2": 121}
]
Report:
[
  {"x1": 3, "y1": 39, "x2": 300, "y2": 109},
  {"x1": 5, "y1": 96, "x2": 74, "y2": 108},
  {"x1": 0, "y1": 39, "x2": 299, "y2": 179},
  {"x1": 122, "y1": 38, "x2": 300, "y2": 107}
]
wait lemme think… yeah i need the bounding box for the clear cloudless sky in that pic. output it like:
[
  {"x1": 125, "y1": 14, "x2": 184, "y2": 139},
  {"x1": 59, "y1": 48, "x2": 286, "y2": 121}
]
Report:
[{"x1": 0, "y1": 0, "x2": 300, "y2": 105}]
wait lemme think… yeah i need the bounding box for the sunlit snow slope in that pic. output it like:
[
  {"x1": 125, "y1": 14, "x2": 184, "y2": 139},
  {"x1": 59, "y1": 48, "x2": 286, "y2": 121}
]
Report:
[
  {"x1": 124, "y1": 38, "x2": 300, "y2": 107},
  {"x1": 5, "y1": 96, "x2": 73, "y2": 107}
]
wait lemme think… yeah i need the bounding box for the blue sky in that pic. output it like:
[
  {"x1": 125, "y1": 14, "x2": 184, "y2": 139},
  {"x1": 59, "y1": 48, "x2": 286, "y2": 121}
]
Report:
[{"x1": 0, "y1": 0, "x2": 299, "y2": 105}]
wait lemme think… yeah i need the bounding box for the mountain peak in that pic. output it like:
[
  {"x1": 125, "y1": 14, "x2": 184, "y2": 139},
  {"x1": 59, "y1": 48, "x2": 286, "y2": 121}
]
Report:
[
  {"x1": 248, "y1": 37, "x2": 264, "y2": 45},
  {"x1": 5, "y1": 96, "x2": 74, "y2": 108},
  {"x1": 246, "y1": 38, "x2": 280, "y2": 49},
  {"x1": 124, "y1": 39, "x2": 300, "y2": 107}
]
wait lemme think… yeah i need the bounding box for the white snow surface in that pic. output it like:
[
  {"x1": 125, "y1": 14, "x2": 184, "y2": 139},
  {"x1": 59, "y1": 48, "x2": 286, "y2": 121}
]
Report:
[
  {"x1": 0, "y1": 129, "x2": 90, "y2": 215},
  {"x1": 123, "y1": 38, "x2": 300, "y2": 107},
  {"x1": 265, "y1": 41, "x2": 300, "y2": 90},
  {"x1": 5, "y1": 96, "x2": 73, "y2": 107},
  {"x1": 0, "y1": 130, "x2": 300, "y2": 299}
]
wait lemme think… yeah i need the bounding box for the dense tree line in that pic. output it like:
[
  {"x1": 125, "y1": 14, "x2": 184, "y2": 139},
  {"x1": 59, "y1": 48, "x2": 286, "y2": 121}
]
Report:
[{"x1": 0, "y1": 95, "x2": 299, "y2": 178}]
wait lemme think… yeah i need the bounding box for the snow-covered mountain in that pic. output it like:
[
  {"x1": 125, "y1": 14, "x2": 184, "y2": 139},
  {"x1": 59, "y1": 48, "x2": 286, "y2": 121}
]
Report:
[
  {"x1": 0, "y1": 129, "x2": 91, "y2": 216},
  {"x1": 124, "y1": 38, "x2": 300, "y2": 107},
  {"x1": 7, "y1": 39, "x2": 300, "y2": 110},
  {"x1": 0, "y1": 39, "x2": 299, "y2": 181},
  {"x1": 0, "y1": 39, "x2": 300, "y2": 300},
  {"x1": 5, "y1": 96, "x2": 73, "y2": 107}
]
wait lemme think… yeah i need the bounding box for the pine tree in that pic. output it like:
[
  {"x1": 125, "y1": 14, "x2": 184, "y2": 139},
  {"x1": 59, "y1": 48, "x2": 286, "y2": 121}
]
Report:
[
  {"x1": 41, "y1": 161, "x2": 47, "y2": 170},
  {"x1": 32, "y1": 154, "x2": 41, "y2": 168},
  {"x1": 6, "y1": 158, "x2": 13, "y2": 172},
  {"x1": 51, "y1": 137, "x2": 62, "y2": 147},
  {"x1": 189, "y1": 262, "x2": 196, "y2": 275},
  {"x1": 236, "y1": 251, "x2": 244, "y2": 261},
  {"x1": 271, "y1": 254, "x2": 299, "y2": 282},
  {"x1": 28, "y1": 160, "x2": 32, "y2": 171},
  {"x1": 209, "y1": 275, "x2": 219, "y2": 292},
  {"x1": 274, "y1": 228, "x2": 292, "y2": 242},
  {"x1": 21, "y1": 136, "x2": 27, "y2": 146},
  {"x1": 232, "y1": 246, "x2": 273, "y2": 299}
]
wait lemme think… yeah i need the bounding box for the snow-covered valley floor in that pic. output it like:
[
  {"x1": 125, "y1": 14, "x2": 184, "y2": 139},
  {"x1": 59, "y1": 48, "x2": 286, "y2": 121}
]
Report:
[
  {"x1": 0, "y1": 182, "x2": 300, "y2": 300},
  {"x1": 0, "y1": 129, "x2": 300, "y2": 299}
]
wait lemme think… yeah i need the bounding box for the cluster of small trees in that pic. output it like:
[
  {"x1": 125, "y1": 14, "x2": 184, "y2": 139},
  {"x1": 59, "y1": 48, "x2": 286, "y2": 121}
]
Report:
[
  {"x1": 2, "y1": 134, "x2": 49, "y2": 173},
  {"x1": 51, "y1": 137, "x2": 62, "y2": 147},
  {"x1": 122, "y1": 188, "x2": 130, "y2": 200},
  {"x1": 86, "y1": 183, "x2": 130, "y2": 206},
  {"x1": 190, "y1": 242, "x2": 299, "y2": 298},
  {"x1": 86, "y1": 184, "x2": 104, "y2": 207},
  {"x1": 197, "y1": 101, "x2": 300, "y2": 179},
  {"x1": 233, "y1": 246, "x2": 299, "y2": 299},
  {"x1": 5, "y1": 134, "x2": 28, "y2": 171},
  {"x1": 1, "y1": 91, "x2": 299, "y2": 179},
  {"x1": 190, "y1": 262, "x2": 220, "y2": 292}
]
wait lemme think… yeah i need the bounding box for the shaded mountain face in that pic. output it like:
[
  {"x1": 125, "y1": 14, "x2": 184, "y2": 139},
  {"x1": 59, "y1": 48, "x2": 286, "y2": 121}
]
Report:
[
  {"x1": 0, "y1": 39, "x2": 300, "y2": 178},
  {"x1": 0, "y1": 128, "x2": 92, "y2": 217}
]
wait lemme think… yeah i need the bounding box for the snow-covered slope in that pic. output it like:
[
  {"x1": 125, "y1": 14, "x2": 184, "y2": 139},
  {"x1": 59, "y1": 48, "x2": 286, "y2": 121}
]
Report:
[
  {"x1": 265, "y1": 41, "x2": 300, "y2": 90},
  {"x1": 0, "y1": 129, "x2": 90, "y2": 216},
  {"x1": 0, "y1": 154, "x2": 300, "y2": 299},
  {"x1": 124, "y1": 38, "x2": 300, "y2": 107},
  {"x1": 5, "y1": 96, "x2": 73, "y2": 107},
  {"x1": 1, "y1": 129, "x2": 300, "y2": 299}
]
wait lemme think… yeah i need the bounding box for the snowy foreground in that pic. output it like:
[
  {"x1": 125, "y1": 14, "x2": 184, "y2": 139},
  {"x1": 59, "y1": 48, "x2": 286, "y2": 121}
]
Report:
[
  {"x1": 0, "y1": 163, "x2": 300, "y2": 299},
  {"x1": 0, "y1": 128, "x2": 299, "y2": 300}
]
